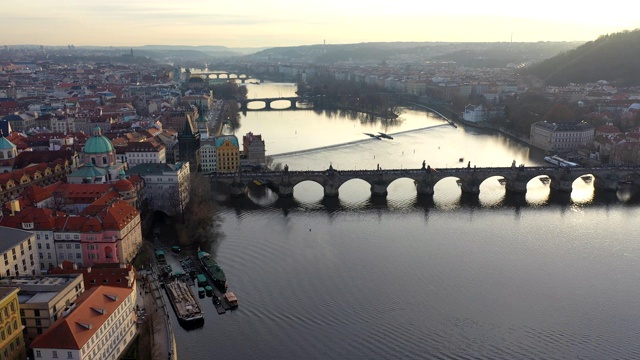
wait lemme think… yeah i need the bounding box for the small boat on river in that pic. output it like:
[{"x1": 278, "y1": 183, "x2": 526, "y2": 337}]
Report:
[{"x1": 225, "y1": 291, "x2": 238, "y2": 309}]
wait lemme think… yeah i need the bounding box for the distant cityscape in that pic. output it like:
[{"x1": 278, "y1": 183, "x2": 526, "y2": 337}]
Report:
[{"x1": 0, "y1": 39, "x2": 639, "y2": 359}]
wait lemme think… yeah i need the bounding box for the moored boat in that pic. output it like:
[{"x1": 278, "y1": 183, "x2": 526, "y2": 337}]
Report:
[
  {"x1": 198, "y1": 250, "x2": 228, "y2": 290},
  {"x1": 164, "y1": 277, "x2": 204, "y2": 326},
  {"x1": 225, "y1": 291, "x2": 238, "y2": 309}
]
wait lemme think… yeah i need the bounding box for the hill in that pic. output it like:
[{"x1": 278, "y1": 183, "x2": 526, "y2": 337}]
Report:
[
  {"x1": 248, "y1": 41, "x2": 580, "y2": 67},
  {"x1": 524, "y1": 29, "x2": 640, "y2": 86}
]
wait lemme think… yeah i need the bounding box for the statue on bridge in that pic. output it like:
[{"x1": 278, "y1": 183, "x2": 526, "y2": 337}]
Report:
[
  {"x1": 422, "y1": 160, "x2": 426, "y2": 169},
  {"x1": 284, "y1": 164, "x2": 289, "y2": 173}
]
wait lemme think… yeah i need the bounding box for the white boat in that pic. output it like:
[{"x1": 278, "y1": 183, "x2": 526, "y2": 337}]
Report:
[{"x1": 544, "y1": 155, "x2": 578, "y2": 167}]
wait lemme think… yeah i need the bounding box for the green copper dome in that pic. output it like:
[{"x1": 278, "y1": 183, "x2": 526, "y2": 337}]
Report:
[{"x1": 84, "y1": 126, "x2": 114, "y2": 154}]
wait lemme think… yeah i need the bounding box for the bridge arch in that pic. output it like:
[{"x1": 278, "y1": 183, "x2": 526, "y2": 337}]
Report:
[{"x1": 292, "y1": 180, "x2": 324, "y2": 202}]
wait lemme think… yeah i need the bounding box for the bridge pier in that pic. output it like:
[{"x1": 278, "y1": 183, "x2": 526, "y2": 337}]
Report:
[
  {"x1": 414, "y1": 180, "x2": 435, "y2": 196},
  {"x1": 324, "y1": 184, "x2": 339, "y2": 197},
  {"x1": 594, "y1": 172, "x2": 620, "y2": 191},
  {"x1": 504, "y1": 178, "x2": 528, "y2": 193},
  {"x1": 460, "y1": 182, "x2": 480, "y2": 195},
  {"x1": 550, "y1": 179, "x2": 573, "y2": 192},
  {"x1": 228, "y1": 183, "x2": 246, "y2": 197},
  {"x1": 277, "y1": 183, "x2": 294, "y2": 197},
  {"x1": 370, "y1": 183, "x2": 388, "y2": 197}
]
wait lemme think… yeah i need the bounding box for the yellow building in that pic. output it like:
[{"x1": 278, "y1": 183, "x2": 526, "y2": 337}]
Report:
[
  {"x1": 214, "y1": 135, "x2": 240, "y2": 173},
  {"x1": 0, "y1": 287, "x2": 26, "y2": 360}
]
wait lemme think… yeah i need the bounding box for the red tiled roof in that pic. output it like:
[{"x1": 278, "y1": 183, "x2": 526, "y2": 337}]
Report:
[
  {"x1": 49, "y1": 262, "x2": 135, "y2": 290},
  {"x1": 30, "y1": 285, "x2": 133, "y2": 350},
  {"x1": 0, "y1": 207, "x2": 61, "y2": 230}
]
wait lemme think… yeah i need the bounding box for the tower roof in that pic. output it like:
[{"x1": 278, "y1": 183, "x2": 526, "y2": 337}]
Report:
[
  {"x1": 0, "y1": 129, "x2": 16, "y2": 150},
  {"x1": 84, "y1": 127, "x2": 114, "y2": 154}
]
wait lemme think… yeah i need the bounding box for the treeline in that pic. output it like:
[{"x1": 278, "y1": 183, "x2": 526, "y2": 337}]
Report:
[
  {"x1": 299, "y1": 75, "x2": 402, "y2": 120},
  {"x1": 524, "y1": 29, "x2": 640, "y2": 86},
  {"x1": 210, "y1": 81, "x2": 247, "y2": 100}
]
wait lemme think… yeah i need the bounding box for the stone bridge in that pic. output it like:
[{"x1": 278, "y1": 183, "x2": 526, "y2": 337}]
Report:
[
  {"x1": 209, "y1": 165, "x2": 640, "y2": 198},
  {"x1": 238, "y1": 97, "x2": 313, "y2": 111},
  {"x1": 190, "y1": 72, "x2": 254, "y2": 83}
]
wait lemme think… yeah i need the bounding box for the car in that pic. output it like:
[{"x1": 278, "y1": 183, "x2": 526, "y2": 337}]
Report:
[{"x1": 171, "y1": 246, "x2": 182, "y2": 253}]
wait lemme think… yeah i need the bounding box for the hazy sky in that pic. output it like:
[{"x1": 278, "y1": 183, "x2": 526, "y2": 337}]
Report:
[{"x1": 2, "y1": 0, "x2": 638, "y2": 48}]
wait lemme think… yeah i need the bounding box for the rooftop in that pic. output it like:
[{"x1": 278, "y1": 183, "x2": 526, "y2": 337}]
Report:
[{"x1": 0, "y1": 226, "x2": 34, "y2": 254}]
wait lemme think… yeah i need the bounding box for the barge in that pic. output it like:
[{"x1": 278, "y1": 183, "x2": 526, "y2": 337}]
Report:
[{"x1": 165, "y1": 277, "x2": 204, "y2": 327}]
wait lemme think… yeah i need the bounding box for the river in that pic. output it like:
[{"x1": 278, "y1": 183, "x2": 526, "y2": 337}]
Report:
[{"x1": 172, "y1": 82, "x2": 640, "y2": 359}]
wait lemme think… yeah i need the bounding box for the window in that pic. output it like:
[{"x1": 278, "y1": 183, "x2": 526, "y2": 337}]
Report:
[
  {"x1": 67, "y1": 351, "x2": 73, "y2": 359},
  {"x1": 36, "y1": 350, "x2": 42, "y2": 358},
  {"x1": 38, "y1": 243, "x2": 42, "y2": 249},
  {"x1": 46, "y1": 243, "x2": 50, "y2": 249},
  {"x1": 53, "y1": 350, "x2": 58, "y2": 358}
]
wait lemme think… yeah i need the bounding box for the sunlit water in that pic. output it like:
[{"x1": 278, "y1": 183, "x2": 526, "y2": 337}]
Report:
[{"x1": 172, "y1": 82, "x2": 640, "y2": 360}]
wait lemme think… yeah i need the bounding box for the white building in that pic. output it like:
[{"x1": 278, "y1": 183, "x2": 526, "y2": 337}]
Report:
[
  {"x1": 200, "y1": 139, "x2": 217, "y2": 173},
  {"x1": 530, "y1": 121, "x2": 595, "y2": 152},
  {"x1": 462, "y1": 104, "x2": 486, "y2": 123},
  {"x1": 124, "y1": 140, "x2": 166, "y2": 166},
  {"x1": 0, "y1": 226, "x2": 39, "y2": 277},
  {"x1": 126, "y1": 162, "x2": 190, "y2": 216},
  {"x1": 30, "y1": 285, "x2": 136, "y2": 360}
]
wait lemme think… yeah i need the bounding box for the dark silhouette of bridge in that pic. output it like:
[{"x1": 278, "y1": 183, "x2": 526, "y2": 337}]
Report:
[
  {"x1": 239, "y1": 97, "x2": 314, "y2": 111},
  {"x1": 209, "y1": 164, "x2": 640, "y2": 199},
  {"x1": 190, "y1": 72, "x2": 256, "y2": 83}
]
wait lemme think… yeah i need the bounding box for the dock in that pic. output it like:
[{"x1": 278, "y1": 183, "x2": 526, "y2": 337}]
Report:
[{"x1": 190, "y1": 255, "x2": 237, "y2": 315}]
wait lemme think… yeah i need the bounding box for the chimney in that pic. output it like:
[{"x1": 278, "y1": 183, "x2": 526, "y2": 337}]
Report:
[{"x1": 9, "y1": 200, "x2": 20, "y2": 215}]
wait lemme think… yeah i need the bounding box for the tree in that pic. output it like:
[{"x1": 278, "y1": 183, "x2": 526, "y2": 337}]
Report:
[
  {"x1": 543, "y1": 104, "x2": 575, "y2": 123},
  {"x1": 174, "y1": 172, "x2": 220, "y2": 246}
]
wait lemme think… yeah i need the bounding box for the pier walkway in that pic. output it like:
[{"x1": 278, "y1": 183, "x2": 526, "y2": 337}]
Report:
[{"x1": 137, "y1": 268, "x2": 178, "y2": 360}]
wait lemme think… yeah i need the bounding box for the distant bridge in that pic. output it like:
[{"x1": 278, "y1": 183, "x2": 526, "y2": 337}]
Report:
[
  {"x1": 209, "y1": 165, "x2": 640, "y2": 199},
  {"x1": 189, "y1": 72, "x2": 256, "y2": 83},
  {"x1": 239, "y1": 97, "x2": 314, "y2": 111}
]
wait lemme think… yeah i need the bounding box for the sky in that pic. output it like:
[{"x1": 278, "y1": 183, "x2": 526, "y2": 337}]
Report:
[{"x1": 1, "y1": 0, "x2": 638, "y2": 48}]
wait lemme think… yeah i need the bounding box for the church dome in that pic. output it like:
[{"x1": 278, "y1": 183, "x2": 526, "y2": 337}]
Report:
[
  {"x1": 84, "y1": 126, "x2": 114, "y2": 154},
  {"x1": 115, "y1": 179, "x2": 134, "y2": 192}
]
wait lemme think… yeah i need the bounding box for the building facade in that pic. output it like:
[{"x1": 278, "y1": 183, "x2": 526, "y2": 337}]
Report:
[
  {"x1": 126, "y1": 162, "x2": 190, "y2": 216},
  {"x1": 0, "y1": 200, "x2": 142, "y2": 269},
  {"x1": 199, "y1": 139, "x2": 216, "y2": 173},
  {"x1": 30, "y1": 286, "x2": 136, "y2": 360},
  {"x1": 0, "y1": 274, "x2": 84, "y2": 346},
  {"x1": 0, "y1": 227, "x2": 38, "y2": 277},
  {"x1": 0, "y1": 287, "x2": 26, "y2": 360},
  {"x1": 124, "y1": 141, "x2": 166, "y2": 166},
  {"x1": 242, "y1": 132, "x2": 266, "y2": 166},
  {"x1": 530, "y1": 121, "x2": 595, "y2": 152},
  {"x1": 214, "y1": 135, "x2": 239, "y2": 173}
]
